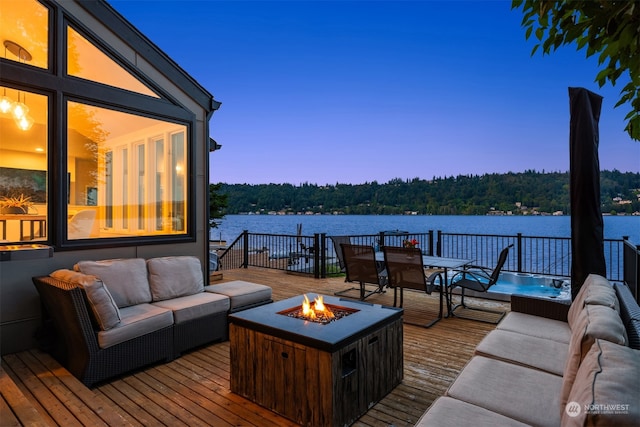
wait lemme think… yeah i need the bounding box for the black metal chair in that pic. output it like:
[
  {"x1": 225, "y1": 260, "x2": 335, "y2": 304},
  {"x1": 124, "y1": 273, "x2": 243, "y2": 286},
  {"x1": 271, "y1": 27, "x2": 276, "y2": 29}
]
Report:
[
  {"x1": 335, "y1": 243, "x2": 386, "y2": 300},
  {"x1": 329, "y1": 235, "x2": 351, "y2": 274},
  {"x1": 383, "y1": 246, "x2": 444, "y2": 327},
  {"x1": 448, "y1": 244, "x2": 513, "y2": 322}
]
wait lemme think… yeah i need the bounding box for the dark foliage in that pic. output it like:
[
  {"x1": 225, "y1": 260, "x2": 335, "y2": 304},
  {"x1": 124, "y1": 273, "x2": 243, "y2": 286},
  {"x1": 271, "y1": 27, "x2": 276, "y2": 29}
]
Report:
[{"x1": 215, "y1": 171, "x2": 640, "y2": 216}]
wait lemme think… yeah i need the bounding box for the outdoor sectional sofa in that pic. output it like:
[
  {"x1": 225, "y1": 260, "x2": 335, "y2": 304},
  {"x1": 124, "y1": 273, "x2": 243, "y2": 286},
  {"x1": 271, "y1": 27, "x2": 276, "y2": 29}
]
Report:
[
  {"x1": 32, "y1": 256, "x2": 272, "y2": 388},
  {"x1": 416, "y1": 274, "x2": 640, "y2": 427}
]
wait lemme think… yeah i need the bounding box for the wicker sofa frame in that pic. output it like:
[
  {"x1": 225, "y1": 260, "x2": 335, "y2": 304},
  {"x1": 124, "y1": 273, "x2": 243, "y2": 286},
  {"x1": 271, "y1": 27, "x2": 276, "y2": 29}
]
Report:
[
  {"x1": 32, "y1": 275, "x2": 227, "y2": 388},
  {"x1": 173, "y1": 310, "x2": 228, "y2": 358}
]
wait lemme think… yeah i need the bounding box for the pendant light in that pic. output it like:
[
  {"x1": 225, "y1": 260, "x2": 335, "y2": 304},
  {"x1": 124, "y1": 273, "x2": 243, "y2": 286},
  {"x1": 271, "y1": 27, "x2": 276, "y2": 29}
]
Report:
[
  {"x1": 12, "y1": 91, "x2": 29, "y2": 120},
  {"x1": 2, "y1": 40, "x2": 35, "y2": 131},
  {"x1": 0, "y1": 88, "x2": 13, "y2": 113}
]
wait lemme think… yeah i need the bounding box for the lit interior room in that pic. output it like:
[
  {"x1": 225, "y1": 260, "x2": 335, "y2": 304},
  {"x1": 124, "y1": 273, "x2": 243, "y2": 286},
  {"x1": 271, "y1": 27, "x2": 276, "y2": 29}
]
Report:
[{"x1": 0, "y1": 1, "x2": 192, "y2": 243}]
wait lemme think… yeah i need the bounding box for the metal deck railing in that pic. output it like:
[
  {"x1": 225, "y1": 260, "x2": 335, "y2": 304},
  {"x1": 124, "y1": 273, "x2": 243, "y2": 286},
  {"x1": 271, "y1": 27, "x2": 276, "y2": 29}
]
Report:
[{"x1": 215, "y1": 229, "x2": 638, "y2": 301}]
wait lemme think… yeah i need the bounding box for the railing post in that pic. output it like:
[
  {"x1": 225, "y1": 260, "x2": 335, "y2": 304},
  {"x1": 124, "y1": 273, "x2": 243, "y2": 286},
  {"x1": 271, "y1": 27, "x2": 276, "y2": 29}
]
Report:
[
  {"x1": 436, "y1": 230, "x2": 442, "y2": 257},
  {"x1": 378, "y1": 231, "x2": 385, "y2": 251},
  {"x1": 314, "y1": 233, "x2": 322, "y2": 279},
  {"x1": 428, "y1": 230, "x2": 434, "y2": 256},
  {"x1": 517, "y1": 233, "x2": 523, "y2": 273},
  {"x1": 242, "y1": 230, "x2": 249, "y2": 269}
]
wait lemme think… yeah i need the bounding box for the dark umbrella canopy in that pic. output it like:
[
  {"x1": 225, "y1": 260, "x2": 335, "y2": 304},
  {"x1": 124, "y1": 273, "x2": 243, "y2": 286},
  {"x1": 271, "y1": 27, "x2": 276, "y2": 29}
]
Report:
[{"x1": 569, "y1": 87, "x2": 607, "y2": 299}]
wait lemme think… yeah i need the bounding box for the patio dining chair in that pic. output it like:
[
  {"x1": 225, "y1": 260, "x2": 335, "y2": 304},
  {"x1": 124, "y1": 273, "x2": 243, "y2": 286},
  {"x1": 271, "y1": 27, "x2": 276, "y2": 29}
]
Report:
[
  {"x1": 68, "y1": 209, "x2": 96, "y2": 239},
  {"x1": 383, "y1": 246, "x2": 445, "y2": 327},
  {"x1": 329, "y1": 235, "x2": 351, "y2": 274},
  {"x1": 448, "y1": 244, "x2": 513, "y2": 323},
  {"x1": 335, "y1": 243, "x2": 387, "y2": 300}
]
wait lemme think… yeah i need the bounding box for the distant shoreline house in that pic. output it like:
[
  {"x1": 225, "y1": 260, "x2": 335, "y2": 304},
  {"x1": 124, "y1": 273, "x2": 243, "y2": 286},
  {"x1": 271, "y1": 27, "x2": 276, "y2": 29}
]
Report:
[{"x1": 0, "y1": 0, "x2": 220, "y2": 354}]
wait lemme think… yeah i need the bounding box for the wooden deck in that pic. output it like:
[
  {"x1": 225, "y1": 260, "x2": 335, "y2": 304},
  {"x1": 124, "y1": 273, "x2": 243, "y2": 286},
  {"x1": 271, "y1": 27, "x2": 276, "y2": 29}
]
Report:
[{"x1": 1, "y1": 268, "x2": 509, "y2": 427}]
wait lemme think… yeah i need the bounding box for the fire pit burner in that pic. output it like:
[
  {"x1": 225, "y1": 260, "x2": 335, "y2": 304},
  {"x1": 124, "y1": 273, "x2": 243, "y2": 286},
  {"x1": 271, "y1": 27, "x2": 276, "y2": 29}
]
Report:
[
  {"x1": 278, "y1": 303, "x2": 358, "y2": 324},
  {"x1": 277, "y1": 294, "x2": 359, "y2": 324}
]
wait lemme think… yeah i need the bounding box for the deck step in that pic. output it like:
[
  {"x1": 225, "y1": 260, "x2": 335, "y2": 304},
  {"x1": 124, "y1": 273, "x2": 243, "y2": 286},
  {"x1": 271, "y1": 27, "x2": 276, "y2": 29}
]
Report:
[{"x1": 209, "y1": 271, "x2": 224, "y2": 282}]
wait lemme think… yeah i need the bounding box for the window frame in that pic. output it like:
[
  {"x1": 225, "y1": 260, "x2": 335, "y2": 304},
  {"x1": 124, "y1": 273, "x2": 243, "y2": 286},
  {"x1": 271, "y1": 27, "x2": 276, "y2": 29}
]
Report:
[{"x1": 0, "y1": 0, "x2": 200, "y2": 249}]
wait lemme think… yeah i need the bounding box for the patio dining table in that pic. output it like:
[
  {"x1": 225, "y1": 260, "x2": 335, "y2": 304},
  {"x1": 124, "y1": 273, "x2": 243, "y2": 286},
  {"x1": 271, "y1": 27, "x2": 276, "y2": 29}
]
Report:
[
  {"x1": 0, "y1": 214, "x2": 47, "y2": 241},
  {"x1": 375, "y1": 252, "x2": 473, "y2": 318}
]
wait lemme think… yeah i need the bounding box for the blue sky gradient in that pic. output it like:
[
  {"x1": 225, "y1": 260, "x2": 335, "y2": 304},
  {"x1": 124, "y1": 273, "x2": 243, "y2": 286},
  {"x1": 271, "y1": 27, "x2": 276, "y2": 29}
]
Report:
[{"x1": 109, "y1": 0, "x2": 639, "y2": 184}]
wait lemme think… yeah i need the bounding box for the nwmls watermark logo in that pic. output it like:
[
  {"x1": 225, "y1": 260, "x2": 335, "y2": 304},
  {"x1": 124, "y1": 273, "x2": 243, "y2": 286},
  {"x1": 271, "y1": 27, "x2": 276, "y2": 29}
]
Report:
[
  {"x1": 565, "y1": 401, "x2": 581, "y2": 417},
  {"x1": 565, "y1": 401, "x2": 631, "y2": 417}
]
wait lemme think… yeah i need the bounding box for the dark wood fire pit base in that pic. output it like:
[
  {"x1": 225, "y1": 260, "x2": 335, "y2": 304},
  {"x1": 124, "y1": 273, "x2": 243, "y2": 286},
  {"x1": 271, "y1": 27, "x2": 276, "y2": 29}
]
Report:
[{"x1": 229, "y1": 294, "x2": 403, "y2": 427}]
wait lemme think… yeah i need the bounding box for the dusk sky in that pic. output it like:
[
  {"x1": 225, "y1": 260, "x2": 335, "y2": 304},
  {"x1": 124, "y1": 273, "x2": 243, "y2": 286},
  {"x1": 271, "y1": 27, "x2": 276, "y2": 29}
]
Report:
[{"x1": 109, "y1": 0, "x2": 639, "y2": 185}]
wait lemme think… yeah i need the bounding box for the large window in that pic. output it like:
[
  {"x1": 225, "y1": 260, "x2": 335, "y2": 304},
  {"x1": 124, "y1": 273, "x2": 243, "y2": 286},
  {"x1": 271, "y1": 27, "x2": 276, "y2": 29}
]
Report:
[
  {"x1": 0, "y1": 0, "x2": 49, "y2": 243},
  {"x1": 67, "y1": 102, "x2": 188, "y2": 239},
  {"x1": 67, "y1": 27, "x2": 158, "y2": 98},
  {"x1": 0, "y1": 0, "x2": 194, "y2": 245},
  {"x1": 0, "y1": 0, "x2": 49, "y2": 69},
  {"x1": 0, "y1": 87, "x2": 48, "y2": 242}
]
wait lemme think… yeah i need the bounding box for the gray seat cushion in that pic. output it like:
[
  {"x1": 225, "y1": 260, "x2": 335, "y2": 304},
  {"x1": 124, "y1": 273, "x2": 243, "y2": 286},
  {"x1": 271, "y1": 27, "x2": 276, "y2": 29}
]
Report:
[
  {"x1": 474, "y1": 329, "x2": 568, "y2": 376},
  {"x1": 97, "y1": 303, "x2": 173, "y2": 349},
  {"x1": 205, "y1": 280, "x2": 272, "y2": 310},
  {"x1": 446, "y1": 356, "x2": 563, "y2": 427},
  {"x1": 152, "y1": 292, "x2": 230, "y2": 324},
  {"x1": 497, "y1": 311, "x2": 571, "y2": 343},
  {"x1": 416, "y1": 397, "x2": 530, "y2": 427}
]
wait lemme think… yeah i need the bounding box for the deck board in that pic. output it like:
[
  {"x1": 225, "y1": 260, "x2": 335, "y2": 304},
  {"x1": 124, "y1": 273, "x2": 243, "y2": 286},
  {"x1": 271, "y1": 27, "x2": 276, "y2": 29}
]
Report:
[
  {"x1": 0, "y1": 366, "x2": 45, "y2": 427},
  {"x1": 2, "y1": 268, "x2": 506, "y2": 426}
]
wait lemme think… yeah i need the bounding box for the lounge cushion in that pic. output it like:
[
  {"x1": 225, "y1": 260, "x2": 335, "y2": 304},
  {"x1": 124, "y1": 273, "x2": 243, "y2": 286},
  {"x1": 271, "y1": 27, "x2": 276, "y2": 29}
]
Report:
[
  {"x1": 50, "y1": 269, "x2": 121, "y2": 330},
  {"x1": 415, "y1": 397, "x2": 530, "y2": 427},
  {"x1": 474, "y1": 329, "x2": 567, "y2": 376},
  {"x1": 97, "y1": 303, "x2": 173, "y2": 349},
  {"x1": 562, "y1": 339, "x2": 640, "y2": 426},
  {"x1": 568, "y1": 274, "x2": 619, "y2": 328},
  {"x1": 152, "y1": 292, "x2": 230, "y2": 324},
  {"x1": 497, "y1": 311, "x2": 571, "y2": 343},
  {"x1": 147, "y1": 256, "x2": 205, "y2": 301},
  {"x1": 446, "y1": 356, "x2": 563, "y2": 427},
  {"x1": 205, "y1": 280, "x2": 272, "y2": 310},
  {"x1": 76, "y1": 258, "x2": 151, "y2": 308},
  {"x1": 560, "y1": 303, "x2": 629, "y2": 409}
]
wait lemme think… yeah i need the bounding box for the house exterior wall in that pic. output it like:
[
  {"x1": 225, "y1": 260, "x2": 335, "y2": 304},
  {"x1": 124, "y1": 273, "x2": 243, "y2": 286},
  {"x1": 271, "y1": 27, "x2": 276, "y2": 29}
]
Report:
[{"x1": 0, "y1": 0, "x2": 217, "y2": 354}]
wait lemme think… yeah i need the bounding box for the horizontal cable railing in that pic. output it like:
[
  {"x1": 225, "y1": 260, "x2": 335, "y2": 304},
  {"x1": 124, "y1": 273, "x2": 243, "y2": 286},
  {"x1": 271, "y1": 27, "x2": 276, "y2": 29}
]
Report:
[{"x1": 216, "y1": 229, "x2": 628, "y2": 283}]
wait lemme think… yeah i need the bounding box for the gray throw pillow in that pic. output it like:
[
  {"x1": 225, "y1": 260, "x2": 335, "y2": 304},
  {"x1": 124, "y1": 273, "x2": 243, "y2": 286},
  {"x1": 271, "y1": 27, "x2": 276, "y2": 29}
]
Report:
[{"x1": 50, "y1": 269, "x2": 121, "y2": 330}]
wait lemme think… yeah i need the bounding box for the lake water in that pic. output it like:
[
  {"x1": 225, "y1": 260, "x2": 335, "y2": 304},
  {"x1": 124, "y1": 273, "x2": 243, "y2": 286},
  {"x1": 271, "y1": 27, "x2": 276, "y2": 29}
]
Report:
[{"x1": 211, "y1": 214, "x2": 640, "y2": 245}]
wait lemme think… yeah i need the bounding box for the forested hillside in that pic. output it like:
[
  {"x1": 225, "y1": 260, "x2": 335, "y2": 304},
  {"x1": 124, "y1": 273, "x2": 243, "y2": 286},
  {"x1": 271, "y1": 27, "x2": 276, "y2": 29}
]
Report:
[{"x1": 216, "y1": 170, "x2": 640, "y2": 216}]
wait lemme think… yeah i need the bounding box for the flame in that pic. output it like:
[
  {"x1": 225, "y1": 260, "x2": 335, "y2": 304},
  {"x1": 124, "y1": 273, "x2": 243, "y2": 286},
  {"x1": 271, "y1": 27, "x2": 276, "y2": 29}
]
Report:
[
  {"x1": 314, "y1": 295, "x2": 327, "y2": 312},
  {"x1": 300, "y1": 294, "x2": 334, "y2": 320},
  {"x1": 302, "y1": 294, "x2": 316, "y2": 319}
]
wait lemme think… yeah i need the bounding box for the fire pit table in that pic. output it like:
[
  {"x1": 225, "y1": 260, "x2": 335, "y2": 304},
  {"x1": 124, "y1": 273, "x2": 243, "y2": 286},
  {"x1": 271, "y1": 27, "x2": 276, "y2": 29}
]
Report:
[{"x1": 229, "y1": 294, "x2": 403, "y2": 427}]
